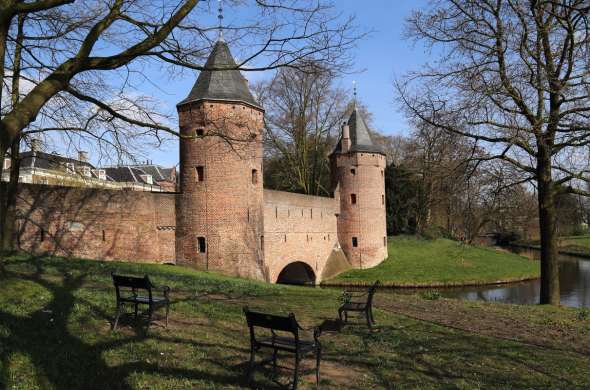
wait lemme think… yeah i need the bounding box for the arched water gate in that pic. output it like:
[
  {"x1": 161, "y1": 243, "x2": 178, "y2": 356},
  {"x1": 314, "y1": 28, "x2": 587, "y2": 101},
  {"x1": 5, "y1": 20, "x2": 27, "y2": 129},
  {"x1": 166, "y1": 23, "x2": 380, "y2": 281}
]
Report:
[{"x1": 276, "y1": 261, "x2": 316, "y2": 285}]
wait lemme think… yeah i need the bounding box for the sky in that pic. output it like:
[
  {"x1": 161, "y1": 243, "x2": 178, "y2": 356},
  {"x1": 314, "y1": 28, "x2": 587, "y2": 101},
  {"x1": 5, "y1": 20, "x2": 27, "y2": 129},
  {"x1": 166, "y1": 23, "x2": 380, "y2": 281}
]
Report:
[{"x1": 142, "y1": 0, "x2": 431, "y2": 167}]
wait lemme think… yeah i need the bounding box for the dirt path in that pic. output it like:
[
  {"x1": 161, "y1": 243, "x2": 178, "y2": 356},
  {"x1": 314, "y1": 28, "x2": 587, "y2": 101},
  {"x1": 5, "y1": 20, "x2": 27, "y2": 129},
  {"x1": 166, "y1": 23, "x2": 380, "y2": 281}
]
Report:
[{"x1": 375, "y1": 294, "x2": 590, "y2": 356}]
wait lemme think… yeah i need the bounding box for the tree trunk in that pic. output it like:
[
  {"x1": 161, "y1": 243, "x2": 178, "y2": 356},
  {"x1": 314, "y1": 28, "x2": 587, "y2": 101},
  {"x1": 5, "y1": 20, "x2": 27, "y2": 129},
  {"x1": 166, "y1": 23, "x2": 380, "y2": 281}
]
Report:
[
  {"x1": 2, "y1": 137, "x2": 20, "y2": 251},
  {"x1": 0, "y1": 143, "x2": 7, "y2": 253},
  {"x1": 537, "y1": 154, "x2": 560, "y2": 305},
  {"x1": 1, "y1": 13, "x2": 24, "y2": 252}
]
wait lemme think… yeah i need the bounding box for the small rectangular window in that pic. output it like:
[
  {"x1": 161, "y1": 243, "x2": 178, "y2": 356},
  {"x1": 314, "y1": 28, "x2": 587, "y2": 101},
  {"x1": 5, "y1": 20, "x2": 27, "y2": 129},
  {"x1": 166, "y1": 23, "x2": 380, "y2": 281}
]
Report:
[
  {"x1": 102, "y1": 230, "x2": 106, "y2": 242},
  {"x1": 40, "y1": 228, "x2": 45, "y2": 242},
  {"x1": 381, "y1": 170, "x2": 384, "y2": 177},
  {"x1": 382, "y1": 194, "x2": 385, "y2": 205},
  {"x1": 350, "y1": 168, "x2": 356, "y2": 175},
  {"x1": 196, "y1": 129, "x2": 204, "y2": 137},
  {"x1": 352, "y1": 237, "x2": 358, "y2": 247},
  {"x1": 252, "y1": 169, "x2": 258, "y2": 185},
  {"x1": 350, "y1": 194, "x2": 357, "y2": 204},
  {"x1": 197, "y1": 236, "x2": 206, "y2": 253},
  {"x1": 260, "y1": 235, "x2": 264, "y2": 250},
  {"x1": 3, "y1": 158, "x2": 11, "y2": 170},
  {"x1": 196, "y1": 166, "x2": 204, "y2": 182}
]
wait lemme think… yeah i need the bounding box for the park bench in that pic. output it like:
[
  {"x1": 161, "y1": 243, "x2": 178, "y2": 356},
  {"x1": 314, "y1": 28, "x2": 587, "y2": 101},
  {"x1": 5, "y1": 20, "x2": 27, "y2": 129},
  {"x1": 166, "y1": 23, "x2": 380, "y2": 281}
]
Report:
[
  {"x1": 243, "y1": 307, "x2": 322, "y2": 390},
  {"x1": 111, "y1": 273, "x2": 170, "y2": 331},
  {"x1": 338, "y1": 280, "x2": 380, "y2": 329}
]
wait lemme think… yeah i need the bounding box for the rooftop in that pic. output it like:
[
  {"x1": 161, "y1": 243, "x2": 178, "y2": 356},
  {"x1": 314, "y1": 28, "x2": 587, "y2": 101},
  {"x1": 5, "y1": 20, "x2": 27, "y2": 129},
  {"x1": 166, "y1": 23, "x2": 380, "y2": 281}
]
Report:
[
  {"x1": 177, "y1": 40, "x2": 261, "y2": 109},
  {"x1": 332, "y1": 105, "x2": 385, "y2": 155}
]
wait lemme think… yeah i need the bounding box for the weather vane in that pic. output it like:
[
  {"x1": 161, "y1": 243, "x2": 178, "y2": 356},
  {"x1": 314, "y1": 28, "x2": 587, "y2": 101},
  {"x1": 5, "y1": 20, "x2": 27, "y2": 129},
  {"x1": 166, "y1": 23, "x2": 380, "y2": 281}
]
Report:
[
  {"x1": 353, "y1": 80, "x2": 357, "y2": 104},
  {"x1": 218, "y1": 0, "x2": 224, "y2": 40}
]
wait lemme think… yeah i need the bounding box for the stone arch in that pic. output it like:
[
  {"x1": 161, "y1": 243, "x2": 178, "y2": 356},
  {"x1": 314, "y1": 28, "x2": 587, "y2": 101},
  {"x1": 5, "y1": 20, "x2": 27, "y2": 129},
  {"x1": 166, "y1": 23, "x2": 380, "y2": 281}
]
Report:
[{"x1": 276, "y1": 261, "x2": 316, "y2": 285}]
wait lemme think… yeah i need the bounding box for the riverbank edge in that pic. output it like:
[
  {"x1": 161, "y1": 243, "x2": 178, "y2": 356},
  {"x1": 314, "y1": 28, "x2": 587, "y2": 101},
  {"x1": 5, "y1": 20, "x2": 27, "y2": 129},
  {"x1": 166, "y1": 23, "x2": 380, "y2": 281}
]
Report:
[
  {"x1": 320, "y1": 275, "x2": 540, "y2": 289},
  {"x1": 511, "y1": 243, "x2": 590, "y2": 259}
]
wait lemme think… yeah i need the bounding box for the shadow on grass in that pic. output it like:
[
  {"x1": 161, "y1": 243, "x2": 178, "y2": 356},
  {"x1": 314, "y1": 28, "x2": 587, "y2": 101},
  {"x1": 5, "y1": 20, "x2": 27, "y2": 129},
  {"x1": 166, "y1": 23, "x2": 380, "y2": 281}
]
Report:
[
  {"x1": 1, "y1": 254, "x2": 588, "y2": 389},
  {"x1": 0, "y1": 255, "x2": 258, "y2": 390}
]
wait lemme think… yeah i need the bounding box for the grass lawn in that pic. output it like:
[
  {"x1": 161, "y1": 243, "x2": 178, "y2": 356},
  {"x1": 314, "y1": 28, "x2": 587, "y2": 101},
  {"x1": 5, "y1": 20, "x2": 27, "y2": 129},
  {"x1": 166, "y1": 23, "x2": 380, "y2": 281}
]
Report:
[
  {"x1": 1, "y1": 253, "x2": 589, "y2": 389},
  {"x1": 329, "y1": 236, "x2": 539, "y2": 287}
]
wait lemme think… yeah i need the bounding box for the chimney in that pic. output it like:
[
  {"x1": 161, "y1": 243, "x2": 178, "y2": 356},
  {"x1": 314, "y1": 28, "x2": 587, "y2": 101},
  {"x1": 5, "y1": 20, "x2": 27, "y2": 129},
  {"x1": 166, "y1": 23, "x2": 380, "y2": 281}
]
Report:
[
  {"x1": 342, "y1": 122, "x2": 351, "y2": 152},
  {"x1": 31, "y1": 139, "x2": 41, "y2": 152},
  {"x1": 78, "y1": 151, "x2": 88, "y2": 163}
]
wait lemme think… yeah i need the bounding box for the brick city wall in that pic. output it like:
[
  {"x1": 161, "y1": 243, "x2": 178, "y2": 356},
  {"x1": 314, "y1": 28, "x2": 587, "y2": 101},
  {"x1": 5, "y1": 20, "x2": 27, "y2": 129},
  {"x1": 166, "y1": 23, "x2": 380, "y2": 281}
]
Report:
[
  {"x1": 263, "y1": 189, "x2": 349, "y2": 283},
  {"x1": 15, "y1": 184, "x2": 176, "y2": 263}
]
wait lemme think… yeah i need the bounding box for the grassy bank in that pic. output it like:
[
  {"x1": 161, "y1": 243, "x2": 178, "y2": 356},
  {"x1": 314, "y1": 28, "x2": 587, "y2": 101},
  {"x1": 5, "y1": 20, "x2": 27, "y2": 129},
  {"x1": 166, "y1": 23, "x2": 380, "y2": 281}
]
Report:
[
  {"x1": 1, "y1": 253, "x2": 589, "y2": 389},
  {"x1": 328, "y1": 236, "x2": 539, "y2": 287},
  {"x1": 516, "y1": 235, "x2": 590, "y2": 258}
]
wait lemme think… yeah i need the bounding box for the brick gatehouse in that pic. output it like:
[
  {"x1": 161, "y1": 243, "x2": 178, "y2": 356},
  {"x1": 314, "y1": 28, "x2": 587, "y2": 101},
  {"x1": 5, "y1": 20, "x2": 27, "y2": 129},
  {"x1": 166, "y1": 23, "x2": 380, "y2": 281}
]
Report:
[{"x1": 14, "y1": 38, "x2": 387, "y2": 284}]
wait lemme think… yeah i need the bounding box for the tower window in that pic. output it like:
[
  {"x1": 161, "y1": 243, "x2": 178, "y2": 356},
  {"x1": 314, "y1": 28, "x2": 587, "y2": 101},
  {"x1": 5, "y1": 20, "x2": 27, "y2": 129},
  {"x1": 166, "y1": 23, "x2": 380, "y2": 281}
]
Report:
[
  {"x1": 260, "y1": 235, "x2": 264, "y2": 250},
  {"x1": 195, "y1": 166, "x2": 204, "y2": 182},
  {"x1": 350, "y1": 194, "x2": 357, "y2": 204},
  {"x1": 350, "y1": 168, "x2": 356, "y2": 175},
  {"x1": 352, "y1": 237, "x2": 358, "y2": 247},
  {"x1": 382, "y1": 194, "x2": 385, "y2": 205},
  {"x1": 102, "y1": 230, "x2": 106, "y2": 242},
  {"x1": 381, "y1": 170, "x2": 384, "y2": 177},
  {"x1": 252, "y1": 169, "x2": 258, "y2": 185},
  {"x1": 197, "y1": 237, "x2": 206, "y2": 253},
  {"x1": 196, "y1": 129, "x2": 204, "y2": 137}
]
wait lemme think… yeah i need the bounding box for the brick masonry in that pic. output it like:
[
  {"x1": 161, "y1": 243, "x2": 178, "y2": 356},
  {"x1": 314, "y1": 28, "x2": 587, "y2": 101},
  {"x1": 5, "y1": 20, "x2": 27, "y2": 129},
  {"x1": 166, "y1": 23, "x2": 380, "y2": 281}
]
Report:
[
  {"x1": 15, "y1": 184, "x2": 175, "y2": 263},
  {"x1": 13, "y1": 44, "x2": 387, "y2": 283},
  {"x1": 14, "y1": 114, "x2": 387, "y2": 284},
  {"x1": 331, "y1": 152, "x2": 388, "y2": 269}
]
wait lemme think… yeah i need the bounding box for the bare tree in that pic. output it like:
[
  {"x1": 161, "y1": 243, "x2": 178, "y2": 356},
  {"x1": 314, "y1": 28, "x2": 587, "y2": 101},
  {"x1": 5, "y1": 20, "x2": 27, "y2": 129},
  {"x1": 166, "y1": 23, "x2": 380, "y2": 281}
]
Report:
[
  {"x1": 0, "y1": 0, "x2": 362, "y2": 250},
  {"x1": 397, "y1": 0, "x2": 590, "y2": 304},
  {"x1": 256, "y1": 66, "x2": 346, "y2": 195}
]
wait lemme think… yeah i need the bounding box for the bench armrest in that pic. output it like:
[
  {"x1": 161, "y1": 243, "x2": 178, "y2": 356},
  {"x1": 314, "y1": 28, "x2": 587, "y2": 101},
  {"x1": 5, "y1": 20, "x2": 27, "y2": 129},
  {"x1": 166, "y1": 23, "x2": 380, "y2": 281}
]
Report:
[
  {"x1": 151, "y1": 284, "x2": 170, "y2": 298},
  {"x1": 297, "y1": 324, "x2": 322, "y2": 342}
]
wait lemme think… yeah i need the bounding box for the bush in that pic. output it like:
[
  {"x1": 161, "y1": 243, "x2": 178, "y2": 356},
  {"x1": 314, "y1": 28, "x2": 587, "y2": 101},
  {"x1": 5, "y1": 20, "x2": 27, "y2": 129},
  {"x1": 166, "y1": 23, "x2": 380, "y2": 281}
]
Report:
[
  {"x1": 420, "y1": 290, "x2": 442, "y2": 300},
  {"x1": 422, "y1": 225, "x2": 445, "y2": 240},
  {"x1": 576, "y1": 307, "x2": 590, "y2": 321},
  {"x1": 570, "y1": 224, "x2": 589, "y2": 237}
]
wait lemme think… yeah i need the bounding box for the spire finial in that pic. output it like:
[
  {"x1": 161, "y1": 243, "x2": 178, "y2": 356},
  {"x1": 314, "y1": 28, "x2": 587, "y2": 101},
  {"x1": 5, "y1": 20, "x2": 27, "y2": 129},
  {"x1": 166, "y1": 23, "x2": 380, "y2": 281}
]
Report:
[
  {"x1": 352, "y1": 80, "x2": 357, "y2": 105},
  {"x1": 217, "y1": 0, "x2": 224, "y2": 41}
]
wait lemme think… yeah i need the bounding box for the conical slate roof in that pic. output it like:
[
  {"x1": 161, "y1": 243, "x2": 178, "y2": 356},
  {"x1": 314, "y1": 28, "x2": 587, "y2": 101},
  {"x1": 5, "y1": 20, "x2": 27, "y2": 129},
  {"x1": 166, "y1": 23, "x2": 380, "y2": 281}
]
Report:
[
  {"x1": 332, "y1": 105, "x2": 385, "y2": 155},
  {"x1": 177, "y1": 40, "x2": 261, "y2": 109}
]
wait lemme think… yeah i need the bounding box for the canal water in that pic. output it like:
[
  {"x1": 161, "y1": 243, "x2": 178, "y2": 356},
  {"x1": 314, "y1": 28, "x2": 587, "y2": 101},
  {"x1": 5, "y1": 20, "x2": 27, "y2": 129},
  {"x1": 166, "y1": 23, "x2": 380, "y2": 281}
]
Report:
[{"x1": 439, "y1": 247, "x2": 590, "y2": 308}]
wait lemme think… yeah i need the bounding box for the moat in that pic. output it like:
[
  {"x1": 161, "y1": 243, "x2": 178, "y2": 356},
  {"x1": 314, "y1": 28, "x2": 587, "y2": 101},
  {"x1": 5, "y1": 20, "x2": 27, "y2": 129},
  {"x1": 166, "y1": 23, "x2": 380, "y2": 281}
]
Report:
[{"x1": 440, "y1": 247, "x2": 590, "y2": 308}]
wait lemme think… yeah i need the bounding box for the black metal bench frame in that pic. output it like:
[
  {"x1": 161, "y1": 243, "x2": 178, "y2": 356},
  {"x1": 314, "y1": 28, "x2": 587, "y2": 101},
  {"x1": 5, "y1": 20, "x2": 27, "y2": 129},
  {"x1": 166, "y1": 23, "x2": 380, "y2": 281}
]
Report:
[
  {"x1": 112, "y1": 273, "x2": 170, "y2": 330},
  {"x1": 243, "y1": 307, "x2": 321, "y2": 390},
  {"x1": 338, "y1": 280, "x2": 380, "y2": 329}
]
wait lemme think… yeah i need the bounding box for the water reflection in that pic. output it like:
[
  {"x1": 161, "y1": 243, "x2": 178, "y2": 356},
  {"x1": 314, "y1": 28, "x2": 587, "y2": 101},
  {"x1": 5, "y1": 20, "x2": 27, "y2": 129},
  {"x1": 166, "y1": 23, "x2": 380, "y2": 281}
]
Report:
[{"x1": 441, "y1": 247, "x2": 590, "y2": 308}]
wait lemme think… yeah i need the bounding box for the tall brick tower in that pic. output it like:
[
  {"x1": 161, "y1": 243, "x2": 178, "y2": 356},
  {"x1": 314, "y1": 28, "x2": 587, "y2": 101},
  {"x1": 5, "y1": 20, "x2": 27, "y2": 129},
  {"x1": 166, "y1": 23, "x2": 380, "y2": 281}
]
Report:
[
  {"x1": 330, "y1": 104, "x2": 388, "y2": 269},
  {"x1": 175, "y1": 38, "x2": 266, "y2": 280}
]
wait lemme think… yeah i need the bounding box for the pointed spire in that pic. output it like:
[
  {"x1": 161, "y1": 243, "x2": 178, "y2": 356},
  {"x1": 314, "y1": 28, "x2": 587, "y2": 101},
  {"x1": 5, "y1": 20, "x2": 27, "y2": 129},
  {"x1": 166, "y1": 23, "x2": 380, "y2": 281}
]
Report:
[
  {"x1": 217, "y1": 0, "x2": 224, "y2": 41},
  {"x1": 177, "y1": 39, "x2": 261, "y2": 109},
  {"x1": 329, "y1": 86, "x2": 385, "y2": 156}
]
